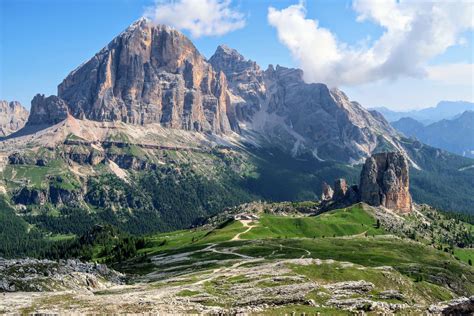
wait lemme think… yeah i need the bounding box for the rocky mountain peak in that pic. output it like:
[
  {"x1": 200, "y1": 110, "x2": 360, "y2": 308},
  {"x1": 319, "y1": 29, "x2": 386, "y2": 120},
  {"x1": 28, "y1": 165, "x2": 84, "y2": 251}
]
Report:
[
  {"x1": 57, "y1": 18, "x2": 231, "y2": 133},
  {"x1": 210, "y1": 45, "x2": 260, "y2": 74},
  {"x1": 213, "y1": 45, "x2": 244, "y2": 61},
  {"x1": 264, "y1": 65, "x2": 304, "y2": 84},
  {"x1": 15, "y1": 19, "x2": 407, "y2": 163},
  {"x1": 209, "y1": 45, "x2": 266, "y2": 125},
  {"x1": 255, "y1": 63, "x2": 401, "y2": 161},
  {"x1": 0, "y1": 100, "x2": 29, "y2": 136}
]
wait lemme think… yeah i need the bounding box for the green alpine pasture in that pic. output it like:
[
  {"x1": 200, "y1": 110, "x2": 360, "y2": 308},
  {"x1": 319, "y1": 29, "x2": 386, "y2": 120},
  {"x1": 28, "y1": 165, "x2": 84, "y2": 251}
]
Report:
[
  {"x1": 126, "y1": 204, "x2": 474, "y2": 297},
  {"x1": 241, "y1": 205, "x2": 385, "y2": 240}
]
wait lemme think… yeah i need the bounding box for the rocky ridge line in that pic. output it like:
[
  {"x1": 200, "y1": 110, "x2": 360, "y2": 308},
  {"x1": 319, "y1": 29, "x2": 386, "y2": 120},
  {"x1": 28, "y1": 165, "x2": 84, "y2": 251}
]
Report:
[{"x1": 23, "y1": 18, "x2": 404, "y2": 163}]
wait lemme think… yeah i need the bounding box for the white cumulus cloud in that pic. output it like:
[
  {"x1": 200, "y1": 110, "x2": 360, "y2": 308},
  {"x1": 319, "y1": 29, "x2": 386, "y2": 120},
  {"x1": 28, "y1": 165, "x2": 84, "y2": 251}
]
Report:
[
  {"x1": 144, "y1": 0, "x2": 246, "y2": 38},
  {"x1": 267, "y1": 0, "x2": 474, "y2": 87}
]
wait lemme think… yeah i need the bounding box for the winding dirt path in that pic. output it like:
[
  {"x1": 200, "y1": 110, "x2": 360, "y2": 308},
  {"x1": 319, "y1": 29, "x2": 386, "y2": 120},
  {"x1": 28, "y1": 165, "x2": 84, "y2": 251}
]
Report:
[{"x1": 231, "y1": 220, "x2": 257, "y2": 241}]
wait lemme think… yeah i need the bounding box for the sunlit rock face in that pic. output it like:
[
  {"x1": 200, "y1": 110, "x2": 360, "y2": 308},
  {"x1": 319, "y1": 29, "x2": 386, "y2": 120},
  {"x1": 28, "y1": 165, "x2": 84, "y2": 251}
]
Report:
[
  {"x1": 209, "y1": 45, "x2": 266, "y2": 129},
  {"x1": 41, "y1": 18, "x2": 402, "y2": 163},
  {"x1": 0, "y1": 101, "x2": 28, "y2": 136},
  {"x1": 321, "y1": 152, "x2": 412, "y2": 214},
  {"x1": 359, "y1": 152, "x2": 412, "y2": 213},
  {"x1": 58, "y1": 18, "x2": 231, "y2": 133}
]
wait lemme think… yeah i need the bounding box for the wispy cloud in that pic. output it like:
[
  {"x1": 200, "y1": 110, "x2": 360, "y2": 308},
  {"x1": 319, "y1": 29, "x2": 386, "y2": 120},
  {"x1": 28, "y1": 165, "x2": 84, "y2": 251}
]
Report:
[
  {"x1": 268, "y1": 0, "x2": 474, "y2": 87},
  {"x1": 144, "y1": 0, "x2": 246, "y2": 38},
  {"x1": 427, "y1": 63, "x2": 474, "y2": 86}
]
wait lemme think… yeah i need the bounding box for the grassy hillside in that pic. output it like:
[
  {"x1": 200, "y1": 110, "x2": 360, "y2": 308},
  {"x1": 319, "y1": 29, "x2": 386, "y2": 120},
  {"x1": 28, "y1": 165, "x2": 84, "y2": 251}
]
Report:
[
  {"x1": 241, "y1": 205, "x2": 385, "y2": 239},
  {"x1": 4, "y1": 203, "x2": 473, "y2": 314},
  {"x1": 117, "y1": 204, "x2": 474, "y2": 297}
]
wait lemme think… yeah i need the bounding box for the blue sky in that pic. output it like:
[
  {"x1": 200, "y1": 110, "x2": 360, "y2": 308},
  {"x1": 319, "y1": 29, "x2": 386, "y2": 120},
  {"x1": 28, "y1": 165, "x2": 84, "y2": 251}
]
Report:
[{"x1": 1, "y1": 0, "x2": 473, "y2": 110}]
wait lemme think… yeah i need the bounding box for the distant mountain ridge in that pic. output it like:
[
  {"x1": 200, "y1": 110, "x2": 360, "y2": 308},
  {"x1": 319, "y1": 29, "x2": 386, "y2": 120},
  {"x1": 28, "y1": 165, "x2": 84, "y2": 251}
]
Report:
[
  {"x1": 393, "y1": 111, "x2": 474, "y2": 158},
  {"x1": 0, "y1": 101, "x2": 28, "y2": 136},
  {"x1": 372, "y1": 101, "x2": 474, "y2": 124}
]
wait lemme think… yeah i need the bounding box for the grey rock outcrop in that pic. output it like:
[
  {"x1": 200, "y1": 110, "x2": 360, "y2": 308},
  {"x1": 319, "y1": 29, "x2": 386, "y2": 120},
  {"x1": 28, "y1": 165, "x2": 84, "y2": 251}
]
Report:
[
  {"x1": 257, "y1": 64, "x2": 399, "y2": 161},
  {"x1": 0, "y1": 257, "x2": 123, "y2": 292},
  {"x1": 27, "y1": 94, "x2": 69, "y2": 125},
  {"x1": 13, "y1": 187, "x2": 48, "y2": 205},
  {"x1": 209, "y1": 45, "x2": 266, "y2": 127},
  {"x1": 359, "y1": 152, "x2": 412, "y2": 213},
  {"x1": 13, "y1": 176, "x2": 83, "y2": 207},
  {"x1": 428, "y1": 296, "x2": 474, "y2": 315},
  {"x1": 0, "y1": 101, "x2": 28, "y2": 136},
  {"x1": 8, "y1": 152, "x2": 36, "y2": 165},
  {"x1": 333, "y1": 179, "x2": 348, "y2": 201},
  {"x1": 321, "y1": 179, "x2": 360, "y2": 210},
  {"x1": 322, "y1": 151, "x2": 412, "y2": 214},
  {"x1": 58, "y1": 18, "x2": 231, "y2": 133}
]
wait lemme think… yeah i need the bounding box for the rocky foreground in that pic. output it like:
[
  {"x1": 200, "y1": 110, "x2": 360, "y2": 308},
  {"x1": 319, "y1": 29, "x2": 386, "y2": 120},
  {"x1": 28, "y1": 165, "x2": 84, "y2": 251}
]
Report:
[
  {"x1": 0, "y1": 258, "x2": 123, "y2": 292},
  {"x1": 1, "y1": 256, "x2": 472, "y2": 315}
]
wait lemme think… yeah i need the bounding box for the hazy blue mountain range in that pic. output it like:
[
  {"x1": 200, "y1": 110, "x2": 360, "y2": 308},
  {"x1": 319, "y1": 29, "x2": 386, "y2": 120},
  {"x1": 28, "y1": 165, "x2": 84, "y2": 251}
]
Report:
[
  {"x1": 393, "y1": 111, "x2": 474, "y2": 158},
  {"x1": 372, "y1": 101, "x2": 474, "y2": 124}
]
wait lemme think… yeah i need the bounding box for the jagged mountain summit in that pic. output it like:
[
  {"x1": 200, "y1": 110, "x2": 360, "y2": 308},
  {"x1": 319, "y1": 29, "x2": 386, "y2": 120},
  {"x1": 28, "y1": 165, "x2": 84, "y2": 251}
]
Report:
[
  {"x1": 209, "y1": 43, "x2": 401, "y2": 162},
  {"x1": 56, "y1": 18, "x2": 231, "y2": 133},
  {"x1": 0, "y1": 101, "x2": 28, "y2": 136},
  {"x1": 25, "y1": 18, "x2": 402, "y2": 163},
  {"x1": 209, "y1": 44, "x2": 266, "y2": 126}
]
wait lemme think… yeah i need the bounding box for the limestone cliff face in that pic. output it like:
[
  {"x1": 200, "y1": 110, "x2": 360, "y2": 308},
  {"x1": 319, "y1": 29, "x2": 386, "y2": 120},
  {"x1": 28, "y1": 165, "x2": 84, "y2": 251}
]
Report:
[
  {"x1": 58, "y1": 18, "x2": 231, "y2": 133},
  {"x1": 321, "y1": 151, "x2": 412, "y2": 213},
  {"x1": 359, "y1": 152, "x2": 412, "y2": 213},
  {"x1": 209, "y1": 44, "x2": 400, "y2": 162},
  {"x1": 209, "y1": 45, "x2": 266, "y2": 128},
  {"x1": 259, "y1": 65, "x2": 399, "y2": 161},
  {"x1": 23, "y1": 19, "x2": 404, "y2": 163},
  {"x1": 27, "y1": 94, "x2": 69, "y2": 126},
  {"x1": 0, "y1": 101, "x2": 28, "y2": 136},
  {"x1": 321, "y1": 182, "x2": 334, "y2": 201}
]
